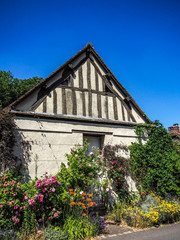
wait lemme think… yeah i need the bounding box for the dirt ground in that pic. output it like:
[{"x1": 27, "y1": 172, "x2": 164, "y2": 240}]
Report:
[
  {"x1": 105, "y1": 221, "x2": 132, "y2": 235},
  {"x1": 91, "y1": 221, "x2": 134, "y2": 239}
]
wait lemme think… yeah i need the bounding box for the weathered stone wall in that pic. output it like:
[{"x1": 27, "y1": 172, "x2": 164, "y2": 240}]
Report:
[{"x1": 14, "y1": 116, "x2": 138, "y2": 180}]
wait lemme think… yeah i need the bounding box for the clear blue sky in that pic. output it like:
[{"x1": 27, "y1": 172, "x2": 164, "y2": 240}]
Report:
[{"x1": 0, "y1": 0, "x2": 179, "y2": 129}]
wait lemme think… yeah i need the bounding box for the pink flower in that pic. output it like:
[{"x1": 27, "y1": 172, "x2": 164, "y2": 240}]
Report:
[
  {"x1": 52, "y1": 208, "x2": 56, "y2": 212},
  {"x1": 13, "y1": 193, "x2": 16, "y2": 197},
  {"x1": 34, "y1": 195, "x2": 39, "y2": 199},
  {"x1": 15, "y1": 219, "x2": 19, "y2": 224},
  {"x1": 28, "y1": 199, "x2": 35, "y2": 206},
  {"x1": 112, "y1": 161, "x2": 116, "y2": 165},
  {"x1": 120, "y1": 167, "x2": 123, "y2": 169},
  {"x1": 39, "y1": 197, "x2": 43, "y2": 203},
  {"x1": 45, "y1": 172, "x2": 48, "y2": 174},
  {"x1": 12, "y1": 217, "x2": 16, "y2": 221},
  {"x1": 98, "y1": 155, "x2": 103, "y2": 158},
  {"x1": 38, "y1": 218, "x2": 43, "y2": 222},
  {"x1": 37, "y1": 230, "x2": 41, "y2": 233},
  {"x1": 118, "y1": 178, "x2": 121, "y2": 180},
  {"x1": 15, "y1": 211, "x2": 18, "y2": 215},
  {"x1": 14, "y1": 206, "x2": 18, "y2": 209},
  {"x1": 43, "y1": 188, "x2": 47, "y2": 192},
  {"x1": 50, "y1": 188, "x2": 55, "y2": 192},
  {"x1": 54, "y1": 213, "x2": 58, "y2": 217},
  {"x1": 89, "y1": 164, "x2": 92, "y2": 167},
  {"x1": 123, "y1": 170, "x2": 126, "y2": 173}
]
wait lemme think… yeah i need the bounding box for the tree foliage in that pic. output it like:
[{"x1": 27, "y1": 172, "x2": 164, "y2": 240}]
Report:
[
  {"x1": 0, "y1": 70, "x2": 43, "y2": 109},
  {"x1": 130, "y1": 121, "x2": 180, "y2": 197}
]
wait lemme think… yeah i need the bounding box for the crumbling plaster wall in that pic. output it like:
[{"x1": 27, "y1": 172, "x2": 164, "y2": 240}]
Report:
[{"x1": 14, "y1": 116, "x2": 138, "y2": 181}]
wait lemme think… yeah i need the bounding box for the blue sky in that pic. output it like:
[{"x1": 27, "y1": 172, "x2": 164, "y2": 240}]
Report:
[{"x1": 0, "y1": 0, "x2": 180, "y2": 128}]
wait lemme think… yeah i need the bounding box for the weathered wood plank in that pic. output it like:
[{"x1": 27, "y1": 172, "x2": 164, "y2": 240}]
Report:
[
  {"x1": 82, "y1": 91, "x2": 86, "y2": 116},
  {"x1": 95, "y1": 69, "x2": 99, "y2": 91},
  {"x1": 62, "y1": 88, "x2": 67, "y2": 114},
  {"x1": 72, "y1": 89, "x2": 77, "y2": 115},
  {"x1": 53, "y1": 90, "x2": 57, "y2": 114},
  {"x1": 70, "y1": 75, "x2": 74, "y2": 87},
  {"x1": 88, "y1": 92, "x2": 92, "y2": 117},
  {"x1": 105, "y1": 96, "x2": 109, "y2": 119},
  {"x1": 87, "y1": 59, "x2": 91, "y2": 90},
  {"x1": 97, "y1": 94, "x2": 102, "y2": 118},
  {"x1": 43, "y1": 97, "x2": 47, "y2": 113},
  {"x1": 79, "y1": 66, "x2": 83, "y2": 88},
  {"x1": 113, "y1": 97, "x2": 118, "y2": 120},
  {"x1": 121, "y1": 104, "x2": 125, "y2": 121}
]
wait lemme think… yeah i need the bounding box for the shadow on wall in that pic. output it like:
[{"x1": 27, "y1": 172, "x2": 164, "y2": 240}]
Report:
[{"x1": 13, "y1": 129, "x2": 32, "y2": 183}]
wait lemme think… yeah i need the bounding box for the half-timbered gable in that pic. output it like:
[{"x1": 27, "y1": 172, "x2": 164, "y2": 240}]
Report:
[
  {"x1": 11, "y1": 43, "x2": 147, "y2": 124},
  {"x1": 10, "y1": 43, "x2": 150, "y2": 179}
]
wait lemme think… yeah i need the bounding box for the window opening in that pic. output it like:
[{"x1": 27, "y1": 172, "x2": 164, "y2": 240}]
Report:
[
  {"x1": 83, "y1": 134, "x2": 104, "y2": 155},
  {"x1": 60, "y1": 77, "x2": 70, "y2": 86}
]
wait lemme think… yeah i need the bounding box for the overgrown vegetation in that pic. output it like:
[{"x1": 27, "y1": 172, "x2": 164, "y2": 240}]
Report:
[
  {"x1": 0, "y1": 143, "x2": 108, "y2": 239},
  {"x1": 116, "y1": 192, "x2": 180, "y2": 228},
  {"x1": 103, "y1": 144, "x2": 131, "y2": 202},
  {"x1": 130, "y1": 121, "x2": 180, "y2": 197},
  {"x1": 0, "y1": 111, "x2": 19, "y2": 172},
  {"x1": 0, "y1": 115, "x2": 180, "y2": 239}
]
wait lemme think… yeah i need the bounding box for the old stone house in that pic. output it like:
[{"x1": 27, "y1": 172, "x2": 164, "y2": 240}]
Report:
[
  {"x1": 168, "y1": 124, "x2": 180, "y2": 142},
  {"x1": 9, "y1": 43, "x2": 150, "y2": 180}
]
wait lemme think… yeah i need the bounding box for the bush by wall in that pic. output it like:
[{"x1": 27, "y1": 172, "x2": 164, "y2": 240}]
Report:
[{"x1": 130, "y1": 121, "x2": 180, "y2": 197}]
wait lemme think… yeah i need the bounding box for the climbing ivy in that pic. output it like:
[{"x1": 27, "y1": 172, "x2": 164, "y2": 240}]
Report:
[
  {"x1": 130, "y1": 121, "x2": 180, "y2": 197},
  {"x1": 0, "y1": 111, "x2": 18, "y2": 172}
]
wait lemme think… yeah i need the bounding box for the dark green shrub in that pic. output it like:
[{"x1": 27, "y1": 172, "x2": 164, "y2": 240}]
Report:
[{"x1": 130, "y1": 121, "x2": 180, "y2": 197}]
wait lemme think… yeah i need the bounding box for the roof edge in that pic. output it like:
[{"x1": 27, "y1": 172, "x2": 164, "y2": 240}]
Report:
[
  {"x1": 12, "y1": 111, "x2": 150, "y2": 127},
  {"x1": 8, "y1": 43, "x2": 92, "y2": 109}
]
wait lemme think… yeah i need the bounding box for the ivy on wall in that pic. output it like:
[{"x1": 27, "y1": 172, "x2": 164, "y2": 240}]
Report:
[
  {"x1": 130, "y1": 121, "x2": 180, "y2": 197},
  {"x1": 0, "y1": 111, "x2": 18, "y2": 172},
  {"x1": 0, "y1": 111, "x2": 31, "y2": 177}
]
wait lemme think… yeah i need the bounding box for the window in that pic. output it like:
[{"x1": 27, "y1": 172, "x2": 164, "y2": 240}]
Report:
[
  {"x1": 83, "y1": 135, "x2": 104, "y2": 155},
  {"x1": 60, "y1": 77, "x2": 70, "y2": 86}
]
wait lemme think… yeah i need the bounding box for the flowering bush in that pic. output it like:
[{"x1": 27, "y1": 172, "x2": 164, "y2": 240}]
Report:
[
  {"x1": 107, "y1": 160, "x2": 129, "y2": 201},
  {"x1": 0, "y1": 172, "x2": 64, "y2": 230},
  {"x1": 103, "y1": 144, "x2": 130, "y2": 201},
  {"x1": 57, "y1": 141, "x2": 105, "y2": 192},
  {"x1": 122, "y1": 193, "x2": 180, "y2": 228},
  {"x1": 22, "y1": 173, "x2": 63, "y2": 225},
  {"x1": 0, "y1": 171, "x2": 24, "y2": 229}
]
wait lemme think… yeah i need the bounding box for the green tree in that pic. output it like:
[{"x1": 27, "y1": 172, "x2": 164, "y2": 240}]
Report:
[
  {"x1": 130, "y1": 121, "x2": 180, "y2": 197},
  {"x1": 0, "y1": 70, "x2": 43, "y2": 109}
]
